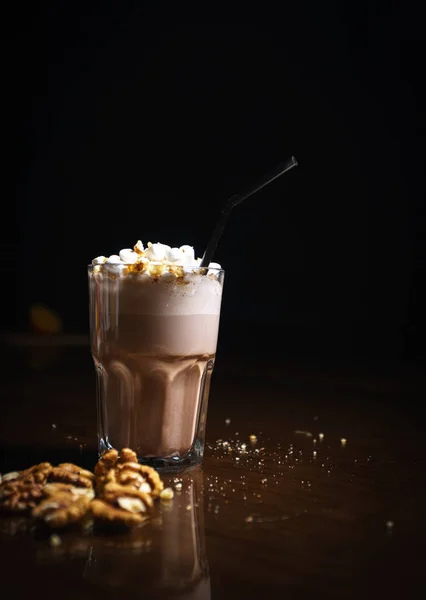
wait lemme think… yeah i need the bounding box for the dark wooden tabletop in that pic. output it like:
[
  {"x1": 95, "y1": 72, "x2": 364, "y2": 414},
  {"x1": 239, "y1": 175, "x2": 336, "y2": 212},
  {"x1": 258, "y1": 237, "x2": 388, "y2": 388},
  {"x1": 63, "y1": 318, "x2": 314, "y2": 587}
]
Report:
[{"x1": 0, "y1": 337, "x2": 425, "y2": 599}]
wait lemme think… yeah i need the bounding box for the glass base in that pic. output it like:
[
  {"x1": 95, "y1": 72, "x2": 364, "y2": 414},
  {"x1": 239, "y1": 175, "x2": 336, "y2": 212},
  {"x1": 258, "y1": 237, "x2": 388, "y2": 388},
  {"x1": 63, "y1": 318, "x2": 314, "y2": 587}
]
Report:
[{"x1": 98, "y1": 437, "x2": 204, "y2": 472}]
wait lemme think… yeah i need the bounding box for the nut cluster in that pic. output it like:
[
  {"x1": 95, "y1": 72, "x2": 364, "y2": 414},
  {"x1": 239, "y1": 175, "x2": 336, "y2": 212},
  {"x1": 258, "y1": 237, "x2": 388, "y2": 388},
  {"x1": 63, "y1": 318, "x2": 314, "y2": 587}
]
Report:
[{"x1": 0, "y1": 448, "x2": 168, "y2": 532}]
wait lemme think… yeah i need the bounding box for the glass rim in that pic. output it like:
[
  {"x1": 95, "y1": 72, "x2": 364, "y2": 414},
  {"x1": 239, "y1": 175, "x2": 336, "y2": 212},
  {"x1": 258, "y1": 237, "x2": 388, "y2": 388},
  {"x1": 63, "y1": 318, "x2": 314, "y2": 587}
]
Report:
[{"x1": 87, "y1": 263, "x2": 224, "y2": 272}]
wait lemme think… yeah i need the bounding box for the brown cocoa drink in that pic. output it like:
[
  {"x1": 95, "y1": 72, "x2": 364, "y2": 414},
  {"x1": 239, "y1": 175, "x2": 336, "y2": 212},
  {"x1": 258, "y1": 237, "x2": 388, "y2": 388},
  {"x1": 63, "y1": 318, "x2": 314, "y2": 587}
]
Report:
[{"x1": 89, "y1": 241, "x2": 224, "y2": 469}]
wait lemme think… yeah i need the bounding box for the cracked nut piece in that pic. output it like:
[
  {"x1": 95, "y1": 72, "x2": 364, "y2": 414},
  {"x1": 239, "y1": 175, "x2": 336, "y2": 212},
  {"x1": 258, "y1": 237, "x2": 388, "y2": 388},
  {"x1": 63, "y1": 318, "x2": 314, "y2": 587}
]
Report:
[
  {"x1": 160, "y1": 487, "x2": 174, "y2": 501},
  {"x1": 0, "y1": 481, "x2": 45, "y2": 513},
  {"x1": 49, "y1": 463, "x2": 94, "y2": 488},
  {"x1": 90, "y1": 499, "x2": 146, "y2": 529},
  {"x1": 32, "y1": 492, "x2": 92, "y2": 529}
]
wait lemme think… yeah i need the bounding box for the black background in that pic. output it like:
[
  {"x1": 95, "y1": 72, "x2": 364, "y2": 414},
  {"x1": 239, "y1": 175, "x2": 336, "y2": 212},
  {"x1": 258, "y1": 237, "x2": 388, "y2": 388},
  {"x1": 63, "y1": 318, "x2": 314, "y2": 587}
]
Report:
[{"x1": 12, "y1": 1, "x2": 425, "y2": 361}]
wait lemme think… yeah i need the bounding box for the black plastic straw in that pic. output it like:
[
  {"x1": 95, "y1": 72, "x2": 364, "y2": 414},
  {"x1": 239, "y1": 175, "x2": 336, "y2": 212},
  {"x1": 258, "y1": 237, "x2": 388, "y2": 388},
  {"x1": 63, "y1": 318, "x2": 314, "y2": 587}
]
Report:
[{"x1": 200, "y1": 156, "x2": 298, "y2": 268}]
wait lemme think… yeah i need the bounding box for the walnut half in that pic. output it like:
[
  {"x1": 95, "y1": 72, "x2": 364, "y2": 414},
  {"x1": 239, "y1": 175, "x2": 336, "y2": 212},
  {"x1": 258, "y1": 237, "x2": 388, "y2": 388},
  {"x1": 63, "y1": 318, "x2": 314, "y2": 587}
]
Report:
[
  {"x1": 92, "y1": 448, "x2": 165, "y2": 530},
  {"x1": 94, "y1": 448, "x2": 164, "y2": 497}
]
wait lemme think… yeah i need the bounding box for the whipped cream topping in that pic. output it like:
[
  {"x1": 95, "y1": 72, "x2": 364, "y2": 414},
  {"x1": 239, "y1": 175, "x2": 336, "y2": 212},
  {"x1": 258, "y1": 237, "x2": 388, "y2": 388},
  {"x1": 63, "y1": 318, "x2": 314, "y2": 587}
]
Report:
[{"x1": 91, "y1": 241, "x2": 221, "y2": 278}]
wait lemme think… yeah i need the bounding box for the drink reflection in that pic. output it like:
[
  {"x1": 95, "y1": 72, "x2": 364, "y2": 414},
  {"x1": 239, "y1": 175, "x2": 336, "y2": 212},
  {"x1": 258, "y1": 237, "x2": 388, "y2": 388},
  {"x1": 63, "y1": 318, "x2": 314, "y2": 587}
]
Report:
[{"x1": 36, "y1": 468, "x2": 210, "y2": 599}]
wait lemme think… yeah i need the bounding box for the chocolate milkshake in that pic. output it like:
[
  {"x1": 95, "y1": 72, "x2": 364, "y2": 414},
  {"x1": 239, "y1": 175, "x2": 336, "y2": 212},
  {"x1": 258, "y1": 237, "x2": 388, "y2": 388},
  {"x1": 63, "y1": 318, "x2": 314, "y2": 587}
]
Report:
[{"x1": 88, "y1": 241, "x2": 224, "y2": 468}]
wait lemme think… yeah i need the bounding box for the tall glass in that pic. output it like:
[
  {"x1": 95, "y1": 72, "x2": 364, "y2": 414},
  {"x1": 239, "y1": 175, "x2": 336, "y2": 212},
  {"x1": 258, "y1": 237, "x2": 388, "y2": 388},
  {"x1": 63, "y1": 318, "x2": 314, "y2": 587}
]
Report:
[{"x1": 88, "y1": 263, "x2": 224, "y2": 470}]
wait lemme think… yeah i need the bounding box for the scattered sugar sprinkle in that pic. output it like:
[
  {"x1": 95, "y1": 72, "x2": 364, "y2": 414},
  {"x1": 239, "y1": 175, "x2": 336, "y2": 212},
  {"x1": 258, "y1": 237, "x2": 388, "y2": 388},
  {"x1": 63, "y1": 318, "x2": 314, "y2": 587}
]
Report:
[
  {"x1": 386, "y1": 520, "x2": 394, "y2": 531},
  {"x1": 319, "y1": 433, "x2": 325, "y2": 441},
  {"x1": 186, "y1": 504, "x2": 192, "y2": 511},
  {"x1": 175, "y1": 482, "x2": 183, "y2": 492},
  {"x1": 340, "y1": 438, "x2": 347, "y2": 446},
  {"x1": 249, "y1": 434, "x2": 257, "y2": 443},
  {"x1": 49, "y1": 534, "x2": 62, "y2": 548},
  {"x1": 225, "y1": 418, "x2": 231, "y2": 425},
  {"x1": 51, "y1": 424, "x2": 57, "y2": 429}
]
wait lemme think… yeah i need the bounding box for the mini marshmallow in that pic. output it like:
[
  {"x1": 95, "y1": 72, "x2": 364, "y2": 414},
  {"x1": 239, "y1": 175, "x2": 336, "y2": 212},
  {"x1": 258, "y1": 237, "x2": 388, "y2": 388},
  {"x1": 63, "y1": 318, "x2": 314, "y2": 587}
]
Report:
[
  {"x1": 179, "y1": 245, "x2": 195, "y2": 264},
  {"x1": 92, "y1": 256, "x2": 106, "y2": 265},
  {"x1": 145, "y1": 243, "x2": 170, "y2": 262},
  {"x1": 208, "y1": 261, "x2": 222, "y2": 276},
  {"x1": 166, "y1": 247, "x2": 182, "y2": 263},
  {"x1": 106, "y1": 255, "x2": 121, "y2": 264},
  {"x1": 119, "y1": 249, "x2": 139, "y2": 264},
  {"x1": 104, "y1": 254, "x2": 125, "y2": 275}
]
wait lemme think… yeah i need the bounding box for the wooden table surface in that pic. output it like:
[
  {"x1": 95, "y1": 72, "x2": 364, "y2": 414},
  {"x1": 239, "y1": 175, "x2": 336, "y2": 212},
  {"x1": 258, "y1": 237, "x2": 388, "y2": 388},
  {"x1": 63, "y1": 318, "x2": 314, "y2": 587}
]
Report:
[{"x1": 0, "y1": 338, "x2": 425, "y2": 599}]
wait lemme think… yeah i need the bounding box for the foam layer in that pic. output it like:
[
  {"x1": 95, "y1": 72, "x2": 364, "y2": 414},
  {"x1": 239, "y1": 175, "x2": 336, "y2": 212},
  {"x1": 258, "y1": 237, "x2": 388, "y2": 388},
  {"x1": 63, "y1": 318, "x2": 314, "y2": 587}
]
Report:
[{"x1": 90, "y1": 272, "x2": 223, "y2": 316}]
